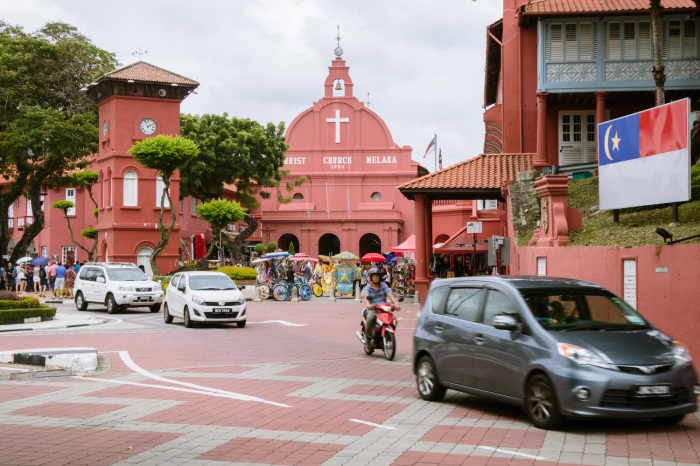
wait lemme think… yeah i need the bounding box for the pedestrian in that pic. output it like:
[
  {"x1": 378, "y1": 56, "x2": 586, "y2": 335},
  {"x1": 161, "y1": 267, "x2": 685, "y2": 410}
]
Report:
[
  {"x1": 52, "y1": 262, "x2": 66, "y2": 299},
  {"x1": 74, "y1": 262, "x2": 81, "y2": 273},
  {"x1": 17, "y1": 265, "x2": 27, "y2": 294},
  {"x1": 302, "y1": 260, "x2": 312, "y2": 284},
  {"x1": 64, "y1": 265, "x2": 76, "y2": 299},
  {"x1": 0, "y1": 264, "x2": 5, "y2": 290},
  {"x1": 38, "y1": 264, "x2": 48, "y2": 297},
  {"x1": 26, "y1": 266, "x2": 34, "y2": 293},
  {"x1": 6, "y1": 263, "x2": 14, "y2": 292},
  {"x1": 11, "y1": 264, "x2": 18, "y2": 292},
  {"x1": 32, "y1": 266, "x2": 41, "y2": 296},
  {"x1": 48, "y1": 261, "x2": 57, "y2": 295},
  {"x1": 286, "y1": 263, "x2": 295, "y2": 300}
]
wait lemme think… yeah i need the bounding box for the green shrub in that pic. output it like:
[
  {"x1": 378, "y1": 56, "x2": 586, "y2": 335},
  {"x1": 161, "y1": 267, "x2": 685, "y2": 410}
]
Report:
[
  {"x1": 216, "y1": 266, "x2": 257, "y2": 281},
  {"x1": 0, "y1": 297, "x2": 40, "y2": 310},
  {"x1": 265, "y1": 241, "x2": 277, "y2": 253},
  {"x1": 254, "y1": 243, "x2": 265, "y2": 255},
  {"x1": 0, "y1": 305, "x2": 56, "y2": 323},
  {"x1": 152, "y1": 275, "x2": 173, "y2": 292}
]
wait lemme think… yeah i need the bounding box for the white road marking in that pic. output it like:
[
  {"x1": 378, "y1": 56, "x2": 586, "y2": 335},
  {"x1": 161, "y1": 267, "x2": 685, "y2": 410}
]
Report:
[
  {"x1": 0, "y1": 366, "x2": 29, "y2": 372},
  {"x1": 477, "y1": 446, "x2": 547, "y2": 460},
  {"x1": 254, "y1": 320, "x2": 307, "y2": 327},
  {"x1": 348, "y1": 419, "x2": 397, "y2": 430},
  {"x1": 91, "y1": 351, "x2": 291, "y2": 407}
]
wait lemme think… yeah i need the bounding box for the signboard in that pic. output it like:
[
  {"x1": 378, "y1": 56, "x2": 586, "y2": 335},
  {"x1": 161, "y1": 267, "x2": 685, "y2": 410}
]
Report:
[
  {"x1": 623, "y1": 259, "x2": 637, "y2": 308},
  {"x1": 598, "y1": 99, "x2": 690, "y2": 210},
  {"x1": 537, "y1": 257, "x2": 546, "y2": 276},
  {"x1": 466, "y1": 222, "x2": 482, "y2": 234}
]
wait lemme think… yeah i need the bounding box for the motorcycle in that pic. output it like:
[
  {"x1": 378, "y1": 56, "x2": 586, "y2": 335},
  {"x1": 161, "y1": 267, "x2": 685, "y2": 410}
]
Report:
[{"x1": 355, "y1": 301, "x2": 401, "y2": 360}]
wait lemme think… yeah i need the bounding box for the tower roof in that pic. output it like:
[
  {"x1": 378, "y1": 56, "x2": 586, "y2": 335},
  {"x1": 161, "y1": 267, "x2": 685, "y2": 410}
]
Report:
[{"x1": 95, "y1": 61, "x2": 199, "y2": 86}]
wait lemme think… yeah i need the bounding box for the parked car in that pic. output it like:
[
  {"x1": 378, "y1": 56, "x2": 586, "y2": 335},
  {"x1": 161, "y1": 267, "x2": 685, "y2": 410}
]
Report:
[
  {"x1": 74, "y1": 262, "x2": 164, "y2": 313},
  {"x1": 163, "y1": 271, "x2": 247, "y2": 328},
  {"x1": 413, "y1": 276, "x2": 699, "y2": 430}
]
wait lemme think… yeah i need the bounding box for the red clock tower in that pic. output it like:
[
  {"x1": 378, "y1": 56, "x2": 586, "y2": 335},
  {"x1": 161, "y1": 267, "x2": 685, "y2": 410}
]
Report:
[{"x1": 85, "y1": 62, "x2": 199, "y2": 274}]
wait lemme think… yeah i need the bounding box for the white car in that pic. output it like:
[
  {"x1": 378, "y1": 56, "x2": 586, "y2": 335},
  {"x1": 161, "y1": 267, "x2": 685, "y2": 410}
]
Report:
[
  {"x1": 163, "y1": 271, "x2": 247, "y2": 328},
  {"x1": 74, "y1": 262, "x2": 164, "y2": 314}
]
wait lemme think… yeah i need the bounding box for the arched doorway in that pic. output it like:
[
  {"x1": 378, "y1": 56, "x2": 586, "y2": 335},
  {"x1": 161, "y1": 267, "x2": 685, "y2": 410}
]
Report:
[
  {"x1": 137, "y1": 246, "x2": 153, "y2": 276},
  {"x1": 278, "y1": 233, "x2": 300, "y2": 254},
  {"x1": 318, "y1": 233, "x2": 340, "y2": 257},
  {"x1": 359, "y1": 233, "x2": 381, "y2": 257}
]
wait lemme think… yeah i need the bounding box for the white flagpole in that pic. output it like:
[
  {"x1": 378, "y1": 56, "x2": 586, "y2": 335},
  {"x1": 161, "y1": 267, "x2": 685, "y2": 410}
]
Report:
[{"x1": 434, "y1": 133, "x2": 438, "y2": 172}]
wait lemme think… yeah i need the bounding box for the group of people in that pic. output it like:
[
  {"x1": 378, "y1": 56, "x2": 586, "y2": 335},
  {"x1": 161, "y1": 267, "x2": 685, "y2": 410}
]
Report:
[{"x1": 0, "y1": 261, "x2": 82, "y2": 299}]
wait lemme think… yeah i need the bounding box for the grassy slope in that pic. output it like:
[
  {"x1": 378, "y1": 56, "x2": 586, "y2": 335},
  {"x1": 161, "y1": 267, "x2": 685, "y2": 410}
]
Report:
[{"x1": 519, "y1": 166, "x2": 700, "y2": 247}]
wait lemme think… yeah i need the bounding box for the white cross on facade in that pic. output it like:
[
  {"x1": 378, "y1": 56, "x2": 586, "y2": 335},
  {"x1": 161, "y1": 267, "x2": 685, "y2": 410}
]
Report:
[{"x1": 326, "y1": 109, "x2": 349, "y2": 144}]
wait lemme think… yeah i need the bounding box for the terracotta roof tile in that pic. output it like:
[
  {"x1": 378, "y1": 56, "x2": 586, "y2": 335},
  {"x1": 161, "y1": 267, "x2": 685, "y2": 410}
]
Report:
[
  {"x1": 397, "y1": 153, "x2": 535, "y2": 190},
  {"x1": 98, "y1": 61, "x2": 198, "y2": 86},
  {"x1": 524, "y1": 0, "x2": 697, "y2": 15}
]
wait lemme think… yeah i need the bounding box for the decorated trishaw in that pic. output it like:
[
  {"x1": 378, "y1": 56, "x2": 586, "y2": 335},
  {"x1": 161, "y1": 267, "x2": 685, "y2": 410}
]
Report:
[
  {"x1": 312, "y1": 256, "x2": 334, "y2": 297},
  {"x1": 331, "y1": 252, "x2": 360, "y2": 298}
]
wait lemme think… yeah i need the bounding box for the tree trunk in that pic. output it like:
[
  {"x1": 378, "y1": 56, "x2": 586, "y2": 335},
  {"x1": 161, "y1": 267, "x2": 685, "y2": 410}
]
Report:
[
  {"x1": 650, "y1": 0, "x2": 665, "y2": 106},
  {"x1": 230, "y1": 214, "x2": 258, "y2": 262},
  {"x1": 150, "y1": 177, "x2": 177, "y2": 276}
]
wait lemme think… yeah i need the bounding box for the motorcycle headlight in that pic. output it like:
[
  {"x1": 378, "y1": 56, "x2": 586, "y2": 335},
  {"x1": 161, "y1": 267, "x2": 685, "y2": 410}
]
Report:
[
  {"x1": 557, "y1": 343, "x2": 611, "y2": 369},
  {"x1": 672, "y1": 340, "x2": 692, "y2": 366},
  {"x1": 191, "y1": 295, "x2": 205, "y2": 305}
]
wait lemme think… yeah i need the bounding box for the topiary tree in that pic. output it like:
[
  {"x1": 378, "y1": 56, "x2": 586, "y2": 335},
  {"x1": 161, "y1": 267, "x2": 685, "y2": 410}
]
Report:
[
  {"x1": 288, "y1": 242, "x2": 295, "y2": 256},
  {"x1": 254, "y1": 243, "x2": 265, "y2": 256},
  {"x1": 196, "y1": 198, "x2": 247, "y2": 265},
  {"x1": 128, "y1": 135, "x2": 199, "y2": 275},
  {"x1": 52, "y1": 200, "x2": 98, "y2": 261},
  {"x1": 265, "y1": 241, "x2": 277, "y2": 253}
]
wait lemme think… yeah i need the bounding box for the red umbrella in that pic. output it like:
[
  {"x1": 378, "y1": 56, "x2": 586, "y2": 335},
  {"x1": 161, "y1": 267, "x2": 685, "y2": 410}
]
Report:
[{"x1": 361, "y1": 253, "x2": 386, "y2": 263}]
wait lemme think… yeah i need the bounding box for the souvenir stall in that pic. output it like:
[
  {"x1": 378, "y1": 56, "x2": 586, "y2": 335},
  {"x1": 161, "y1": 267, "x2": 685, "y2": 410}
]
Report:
[
  {"x1": 389, "y1": 235, "x2": 417, "y2": 298},
  {"x1": 432, "y1": 225, "x2": 489, "y2": 277}
]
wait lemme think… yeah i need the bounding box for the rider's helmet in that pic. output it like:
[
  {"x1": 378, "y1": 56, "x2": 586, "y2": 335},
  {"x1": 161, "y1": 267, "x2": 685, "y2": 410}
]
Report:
[{"x1": 368, "y1": 267, "x2": 382, "y2": 280}]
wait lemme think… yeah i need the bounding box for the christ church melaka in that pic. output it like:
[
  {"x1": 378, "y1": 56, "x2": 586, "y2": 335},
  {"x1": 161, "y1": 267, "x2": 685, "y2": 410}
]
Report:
[{"x1": 257, "y1": 47, "x2": 428, "y2": 257}]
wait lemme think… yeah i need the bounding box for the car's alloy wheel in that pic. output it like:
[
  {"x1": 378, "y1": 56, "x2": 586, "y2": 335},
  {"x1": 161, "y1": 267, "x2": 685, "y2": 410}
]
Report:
[
  {"x1": 106, "y1": 294, "x2": 118, "y2": 314},
  {"x1": 75, "y1": 292, "x2": 87, "y2": 312},
  {"x1": 184, "y1": 306, "x2": 193, "y2": 328},
  {"x1": 383, "y1": 332, "x2": 396, "y2": 361},
  {"x1": 163, "y1": 303, "x2": 173, "y2": 324},
  {"x1": 525, "y1": 374, "x2": 563, "y2": 430},
  {"x1": 416, "y1": 356, "x2": 446, "y2": 401}
]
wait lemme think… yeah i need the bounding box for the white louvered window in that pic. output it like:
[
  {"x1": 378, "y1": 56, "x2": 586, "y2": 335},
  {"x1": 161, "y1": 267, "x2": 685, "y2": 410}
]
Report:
[
  {"x1": 123, "y1": 170, "x2": 138, "y2": 206},
  {"x1": 607, "y1": 22, "x2": 621, "y2": 59},
  {"x1": 477, "y1": 200, "x2": 498, "y2": 210},
  {"x1": 155, "y1": 174, "x2": 170, "y2": 208},
  {"x1": 623, "y1": 22, "x2": 637, "y2": 59},
  {"x1": 66, "y1": 188, "x2": 76, "y2": 216},
  {"x1": 26, "y1": 198, "x2": 32, "y2": 217},
  {"x1": 548, "y1": 23, "x2": 563, "y2": 61},
  {"x1": 666, "y1": 20, "x2": 682, "y2": 58},
  {"x1": 638, "y1": 21, "x2": 652, "y2": 59},
  {"x1": 565, "y1": 23, "x2": 577, "y2": 60},
  {"x1": 580, "y1": 23, "x2": 593, "y2": 60},
  {"x1": 191, "y1": 198, "x2": 198, "y2": 216},
  {"x1": 684, "y1": 20, "x2": 696, "y2": 57}
]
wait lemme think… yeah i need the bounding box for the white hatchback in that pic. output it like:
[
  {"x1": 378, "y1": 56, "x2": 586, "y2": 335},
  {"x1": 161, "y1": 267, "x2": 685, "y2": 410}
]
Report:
[{"x1": 163, "y1": 271, "x2": 247, "y2": 328}]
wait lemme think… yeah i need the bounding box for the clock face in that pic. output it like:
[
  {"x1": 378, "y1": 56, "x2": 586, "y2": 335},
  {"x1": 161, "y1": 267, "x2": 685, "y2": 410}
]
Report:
[
  {"x1": 102, "y1": 119, "x2": 108, "y2": 136},
  {"x1": 139, "y1": 118, "x2": 157, "y2": 135}
]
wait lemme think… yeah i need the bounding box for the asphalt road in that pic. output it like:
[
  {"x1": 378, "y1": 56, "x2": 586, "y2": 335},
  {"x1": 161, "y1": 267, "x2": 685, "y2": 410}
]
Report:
[{"x1": 0, "y1": 297, "x2": 699, "y2": 465}]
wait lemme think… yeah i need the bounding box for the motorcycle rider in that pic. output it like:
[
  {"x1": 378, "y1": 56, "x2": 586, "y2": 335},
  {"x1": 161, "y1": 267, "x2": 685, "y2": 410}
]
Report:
[{"x1": 361, "y1": 267, "x2": 401, "y2": 350}]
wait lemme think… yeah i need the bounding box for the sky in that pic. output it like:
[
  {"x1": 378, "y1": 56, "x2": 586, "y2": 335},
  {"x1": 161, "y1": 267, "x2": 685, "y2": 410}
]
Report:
[{"x1": 2, "y1": 0, "x2": 503, "y2": 171}]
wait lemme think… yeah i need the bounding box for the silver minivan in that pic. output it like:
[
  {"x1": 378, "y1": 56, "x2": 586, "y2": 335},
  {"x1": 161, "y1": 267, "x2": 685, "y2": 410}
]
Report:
[{"x1": 413, "y1": 276, "x2": 698, "y2": 429}]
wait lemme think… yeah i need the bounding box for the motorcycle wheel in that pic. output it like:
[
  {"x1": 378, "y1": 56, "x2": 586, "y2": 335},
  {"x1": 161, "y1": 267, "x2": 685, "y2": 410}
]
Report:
[
  {"x1": 273, "y1": 284, "x2": 288, "y2": 301},
  {"x1": 299, "y1": 284, "x2": 311, "y2": 301},
  {"x1": 383, "y1": 332, "x2": 396, "y2": 361},
  {"x1": 312, "y1": 283, "x2": 323, "y2": 297}
]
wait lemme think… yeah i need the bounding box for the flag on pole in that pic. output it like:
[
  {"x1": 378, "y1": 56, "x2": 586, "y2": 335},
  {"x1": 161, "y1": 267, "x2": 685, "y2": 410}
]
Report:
[
  {"x1": 598, "y1": 98, "x2": 690, "y2": 210},
  {"x1": 438, "y1": 149, "x2": 442, "y2": 170},
  {"x1": 424, "y1": 136, "x2": 436, "y2": 158}
]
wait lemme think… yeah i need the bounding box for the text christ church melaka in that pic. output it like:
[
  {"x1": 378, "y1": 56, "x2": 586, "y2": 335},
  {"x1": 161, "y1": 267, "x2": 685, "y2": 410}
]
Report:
[{"x1": 258, "y1": 46, "x2": 426, "y2": 258}]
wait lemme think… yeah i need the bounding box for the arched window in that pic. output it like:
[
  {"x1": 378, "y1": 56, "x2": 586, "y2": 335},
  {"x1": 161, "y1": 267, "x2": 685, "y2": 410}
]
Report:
[
  {"x1": 155, "y1": 174, "x2": 170, "y2": 208},
  {"x1": 371, "y1": 192, "x2": 382, "y2": 201},
  {"x1": 123, "y1": 170, "x2": 138, "y2": 206},
  {"x1": 293, "y1": 193, "x2": 304, "y2": 202}
]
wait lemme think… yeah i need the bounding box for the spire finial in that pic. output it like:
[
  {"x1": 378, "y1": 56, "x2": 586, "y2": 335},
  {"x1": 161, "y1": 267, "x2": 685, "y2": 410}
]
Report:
[
  {"x1": 334, "y1": 25, "x2": 343, "y2": 57},
  {"x1": 132, "y1": 47, "x2": 148, "y2": 60},
  {"x1": 366, "y1": 92, "x2": 371, "y2": 107}
]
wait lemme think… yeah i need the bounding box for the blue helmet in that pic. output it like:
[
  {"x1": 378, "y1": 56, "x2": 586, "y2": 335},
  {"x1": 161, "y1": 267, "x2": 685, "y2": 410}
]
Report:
[{"x1": 368, "y1": 267, "x2": 381, "y2": 279}]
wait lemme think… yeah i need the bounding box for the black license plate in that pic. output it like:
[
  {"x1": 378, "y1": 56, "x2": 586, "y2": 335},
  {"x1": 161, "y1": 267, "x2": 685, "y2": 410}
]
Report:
[
  {"x1": 634, "y1": 384, "x2": 671, "y2": 397},
  {"x1": 213, "y1": 308, "x2": 232, "y2": 313}
]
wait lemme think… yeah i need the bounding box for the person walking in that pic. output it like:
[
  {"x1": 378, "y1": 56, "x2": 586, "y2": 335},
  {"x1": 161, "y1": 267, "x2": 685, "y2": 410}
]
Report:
[
  {"x1": 48, "y1": 261, "x2": 58, "y2": 296},
  {"x1": 64, "y1": 265, "x2": 76, "y2": 299},
  {"x1": 286, "y1": 263, "x2": 295, "y2": 301},
  {"x1": 38, "y1": 264, "x2": 48, "y2": 297},
  {"x1": 32, "y1": 266, "x2": 41, "y2": 296},
  {"x1": 52, "y1": 262, "x2": 66, "y2": 299},
  {"x1": 17, "y1": 265, "x2": 27, "y2": 294}
]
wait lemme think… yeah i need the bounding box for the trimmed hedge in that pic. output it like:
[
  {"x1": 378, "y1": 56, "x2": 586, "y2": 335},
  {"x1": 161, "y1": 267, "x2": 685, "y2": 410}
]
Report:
[
  {"x1": 0, "y1": 305, "x2": 56, "y2": 323},
  {"x1": 216, "y1": 266, "x2": 257, "y2": 281},
  {"x1": 0, "y1": 297, "x2": 41, "y2": 310}
]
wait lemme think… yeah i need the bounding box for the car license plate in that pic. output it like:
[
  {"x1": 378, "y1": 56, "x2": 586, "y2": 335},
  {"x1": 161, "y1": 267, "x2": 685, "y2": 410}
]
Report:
[
  {"x1": 213, "y1": 308, "x2": 231, "y2": 313},
  {"x1": 634, "y1": 384, "x2": 671, "y2": 397}
]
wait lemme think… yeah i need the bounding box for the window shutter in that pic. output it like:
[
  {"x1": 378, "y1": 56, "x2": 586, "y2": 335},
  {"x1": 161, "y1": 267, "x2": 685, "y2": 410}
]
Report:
[
  {"x1": 66, "y1": 188, "x2": 76, "y2": 216},
  {"x1": 684, "y1": 20, "x2": 696, "y2": 57},
  {"x1": 607, "y1": 22, "x2": 621, "y2": 60},
  {"x1": 549, "y1": 23, "x2": 563, "y2": 61},
  {"x1": 638, "y1": 21, "x2": 651, "y2": 59},
  {"x1": 123, "y1": 171, "x2": 138, "y2": 206},
  {"x1": 565, "y1": 23, "x2": 577, "y2": 60},
  {"x1": 623, "y1": 22, "x2": 636, "y2": 59},
  {"x1": 580, "y1": 22, "x2": 593, "y2": 60},
  {"x1": 667, "y1": 20, "x2": 682, "y2": 58}
]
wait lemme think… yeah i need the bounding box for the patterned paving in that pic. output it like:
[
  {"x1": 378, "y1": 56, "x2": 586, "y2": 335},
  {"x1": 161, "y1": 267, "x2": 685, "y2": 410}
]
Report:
[{"x1": 0, "y1": 300, "x2": 698, "y2": 465}]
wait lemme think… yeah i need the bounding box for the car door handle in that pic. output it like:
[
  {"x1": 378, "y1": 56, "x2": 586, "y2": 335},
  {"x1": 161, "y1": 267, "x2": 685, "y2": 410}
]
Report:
[
  {"x1": 434, "y1": 325, "x2": 444, "y2": 333},
  {"x1": 474, "y1": 334, "x2": 485, "y2": 345}
]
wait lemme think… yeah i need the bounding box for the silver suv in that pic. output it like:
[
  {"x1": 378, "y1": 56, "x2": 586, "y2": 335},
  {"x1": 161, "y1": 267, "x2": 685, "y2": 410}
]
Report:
[{"x1": 74, "y1": 262, "x2": 164, "y2": 314}]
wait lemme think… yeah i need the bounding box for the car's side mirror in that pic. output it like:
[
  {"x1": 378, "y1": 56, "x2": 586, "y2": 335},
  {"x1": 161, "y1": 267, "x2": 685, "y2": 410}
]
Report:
[
  {"x1": 96, "y1": 276, "x2": 105, "y2": 283},
  {"x1": 178, "y1": 285, "x2": 186, "y2": 292},
  {"x1": 398, "y1": 296, "x2": 405, "y2": 303},
  {"x1": 493, "y1": 314, "x2": 519, "y2": 331}
]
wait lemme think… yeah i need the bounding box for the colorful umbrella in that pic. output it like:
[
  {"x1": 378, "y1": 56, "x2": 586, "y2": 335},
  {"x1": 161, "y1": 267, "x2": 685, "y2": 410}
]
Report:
[
  {"x1": 332, "y1": 251, "x2": 359, "y2": 261},
  {"x1": 262, "y1": 252, "x2": 291, "y2": 259},
  {"x1": 290, "y1": 256, "x2": 319, "y2": 262},
  {"x1": 361, "y1": 253, "x2": 386, "y2": 263},
  {"x1": 30, "y1": 257, "x2": 50, "y2": 266},
  {"x1": 16, "y1": 257, "x2": 33, "y2": 264}
]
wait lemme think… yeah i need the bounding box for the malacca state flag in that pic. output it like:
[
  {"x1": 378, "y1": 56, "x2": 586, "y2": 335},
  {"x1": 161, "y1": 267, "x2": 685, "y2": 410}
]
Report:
[{"x1": 597, "y1": 98, "x2": 690, "y2": 211}]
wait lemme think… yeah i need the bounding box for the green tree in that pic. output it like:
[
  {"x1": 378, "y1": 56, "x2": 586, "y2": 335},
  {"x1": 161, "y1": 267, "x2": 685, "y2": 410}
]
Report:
[
  {"x1": 196, "y1": 199, "x2": 247, "y2": 264},
  {"x1": 254, "y1": 243, "x2": 265, "y2": 256},
  {"x1": 179, "y1": 114, "x2": 306, "y2": 261},
  {"x1": 128, "y1": 135, "x2": 199, "y2": 275},
  {"x1": 288, "y1": 242, "x2": 295, "y2": 255},
  {"x1": 265, "y1": 241, "x2": 277, "y2": 253},
  {"x1": 49, "y1": 170, "x2": 100, "y2": 261},
  {"x1": 0, "y1": 21, "x2": 118, "y2": 266}
]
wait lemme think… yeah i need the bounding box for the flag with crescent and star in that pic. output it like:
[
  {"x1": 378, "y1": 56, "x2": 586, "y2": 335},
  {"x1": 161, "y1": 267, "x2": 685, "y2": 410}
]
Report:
[
  {"x1": 597, "y1": 98, "x2": 690, "y2": 211},
  {"x1": 424, "y1": 136, "x2": 436, "y2": 158}
]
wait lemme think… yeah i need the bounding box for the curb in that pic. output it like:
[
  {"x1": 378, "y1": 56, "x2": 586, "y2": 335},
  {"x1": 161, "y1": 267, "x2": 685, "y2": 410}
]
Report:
[
  {"x1": 0, "y1": 316, "x2": 111, "y2": 333},
  {"x1": 0, "y1": 347, "x2": 98, "y2": 372}
]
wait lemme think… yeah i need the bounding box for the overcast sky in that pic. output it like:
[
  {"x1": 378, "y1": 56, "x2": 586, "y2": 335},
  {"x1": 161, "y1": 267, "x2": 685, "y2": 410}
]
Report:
[{"x1": 3, "y1": 0, "x2": 502, "y2": 171}]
